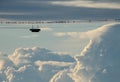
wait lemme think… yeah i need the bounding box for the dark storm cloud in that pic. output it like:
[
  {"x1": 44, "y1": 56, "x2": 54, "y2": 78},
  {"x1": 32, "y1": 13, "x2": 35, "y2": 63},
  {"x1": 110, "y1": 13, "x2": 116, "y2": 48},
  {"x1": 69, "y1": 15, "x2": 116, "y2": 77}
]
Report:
[{"x1": 0, "y1": 0, "x2": 120, "y2": 20}]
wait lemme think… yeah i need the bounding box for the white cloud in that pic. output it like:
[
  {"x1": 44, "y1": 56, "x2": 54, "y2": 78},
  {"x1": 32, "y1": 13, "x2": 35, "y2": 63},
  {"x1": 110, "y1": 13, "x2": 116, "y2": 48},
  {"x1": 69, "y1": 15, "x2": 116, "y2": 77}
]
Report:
[
  {"x1": 51, "y1": 23, "x2": 120, "y2": 82},
  {"x1": 54, "y1": 32, "x2": 66, "y2": 37},
  {"x1": 20, "y1": 34, "x2": 39, "y2": 39},
  {"x1": 0, "y1": 47, "x2": 75, "y2": 82},
  {"x1": 1, "y1": 23, "x2": 120, "y2": 82},
  {"x1": 80, "y1": 39, "x2": 93, "y2": 56},
  {"x1": 52, "y1": 51, "x2": 72, "y2": 55},
  {"x1": 0, "y1": 60, "x2": 4, "y2": 70},
  {"x1": 41, "y1": 27, "x2": 53, "y2": 31},
  {"x1": 67, "y1": 32, "x2": 80, "y2": 38},
  {"x1": 51, "y1": 1, "x2": 120, "y2": 9},
  {"x1": 72, "y1": 23, "x2": 120, "y2": 82},
  {"x1": 35, "y1": 61, "x2": 73, "y2": 67},
  {"x1": 50, "y1": 70, "x2": 74, "y2": 82},
  {"x1": 54, "y1": 32, "x2": 87, "y2": 39},
  {"x1": 54, "y1": 23, "x2": 118, "y2": 44},
  {"x1": 8, "y1": 47, "x2": 75, "y2": 66}
]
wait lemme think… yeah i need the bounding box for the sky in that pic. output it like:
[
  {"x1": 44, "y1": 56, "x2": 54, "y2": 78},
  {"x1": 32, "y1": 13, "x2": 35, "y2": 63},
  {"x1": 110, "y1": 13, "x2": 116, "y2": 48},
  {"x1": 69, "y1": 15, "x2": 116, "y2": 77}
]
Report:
[
  {"x1": 0, "y1": 1, "x2": 120, "y2": 82},
  {"x1": 0, "y1": 0, "x2": 120, "y2": 20},
  {"x1": 0, "y1": 0, "x2": 119, "y2": 55},
  {"x1": 0, "y1": 22, "x2": 107, "y2": 55},
  {"x1": 0, "y1": 22, "x2": 120, "y2": 82}
]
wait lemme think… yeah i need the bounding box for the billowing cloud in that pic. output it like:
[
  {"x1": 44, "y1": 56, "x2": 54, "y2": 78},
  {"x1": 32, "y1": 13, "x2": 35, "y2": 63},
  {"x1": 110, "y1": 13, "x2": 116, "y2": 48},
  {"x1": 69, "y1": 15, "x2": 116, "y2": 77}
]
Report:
[
  {"x1": 1, "y1": 23, "x2": 120, "y2": 82},
  {"x1": 51, "y1": 23, "x2": 120, "y2": 82},
  {"x1": 8, "y1": 47, "x2": 75, "y2": 65},
  {"x1": 0, "y1": 47, "x2": 75, "y2": 82}
]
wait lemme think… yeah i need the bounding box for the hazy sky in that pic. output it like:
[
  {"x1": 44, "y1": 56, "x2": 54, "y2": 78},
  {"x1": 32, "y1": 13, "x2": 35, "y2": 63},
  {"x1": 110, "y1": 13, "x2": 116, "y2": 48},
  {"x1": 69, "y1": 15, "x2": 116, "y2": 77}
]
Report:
[
  {"x1": 0, "y1": 0, "x2": 120, "y2": 20},
  {"x1": 0, "y1": 22, "x2": 107, "y2": 54}
]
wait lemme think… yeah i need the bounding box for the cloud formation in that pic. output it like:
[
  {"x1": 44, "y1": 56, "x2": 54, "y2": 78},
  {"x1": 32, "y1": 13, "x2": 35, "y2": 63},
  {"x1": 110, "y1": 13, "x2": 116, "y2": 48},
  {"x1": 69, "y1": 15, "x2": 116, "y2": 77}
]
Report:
[
  {"x1": 51, "y1": 23, "x2": 120, "y2": 82},
  {"x1": 0, "y1": 47, "x2": 75, "y2": 82},
  {"x1": 51, "y1": 1, "x2": 120, "y2": 9},
  {"x1": 1, "y1": 23, "x2": 120, "y2": 82}
]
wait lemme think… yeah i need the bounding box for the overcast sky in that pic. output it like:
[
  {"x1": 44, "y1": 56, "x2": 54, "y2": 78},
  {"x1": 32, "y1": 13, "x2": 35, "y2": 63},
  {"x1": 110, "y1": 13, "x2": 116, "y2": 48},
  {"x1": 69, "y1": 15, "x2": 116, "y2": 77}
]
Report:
[{"x1": 0, "y1": 0, "x2": 120, "y2": 20}]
